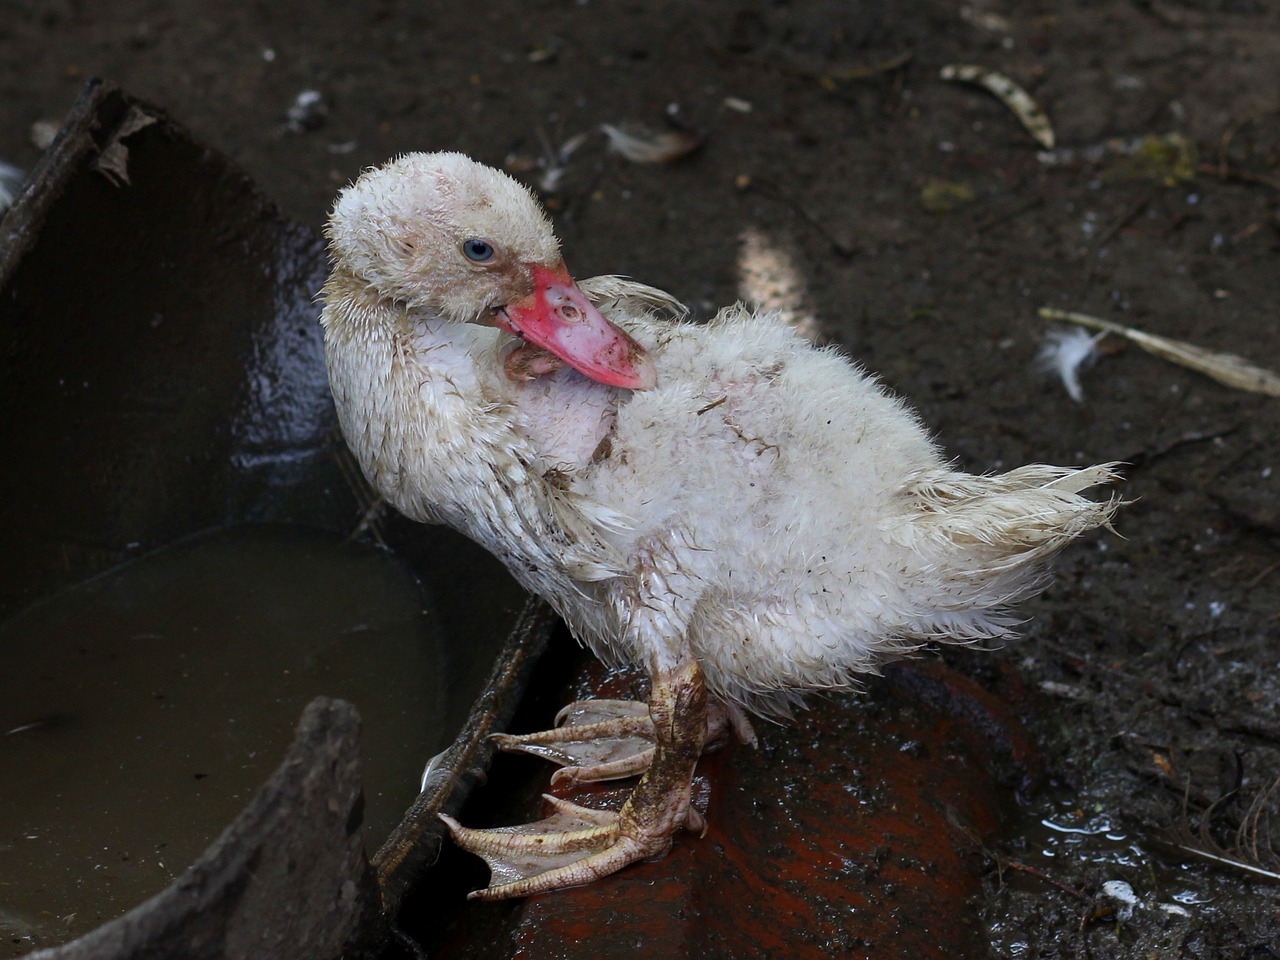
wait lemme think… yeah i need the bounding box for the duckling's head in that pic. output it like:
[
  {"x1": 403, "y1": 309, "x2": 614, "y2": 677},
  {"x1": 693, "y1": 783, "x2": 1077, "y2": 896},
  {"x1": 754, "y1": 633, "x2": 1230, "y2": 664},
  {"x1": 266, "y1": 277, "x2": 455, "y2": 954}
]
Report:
[{"x1": 326, "y1": 152, "x2": 655, "y2": 389}]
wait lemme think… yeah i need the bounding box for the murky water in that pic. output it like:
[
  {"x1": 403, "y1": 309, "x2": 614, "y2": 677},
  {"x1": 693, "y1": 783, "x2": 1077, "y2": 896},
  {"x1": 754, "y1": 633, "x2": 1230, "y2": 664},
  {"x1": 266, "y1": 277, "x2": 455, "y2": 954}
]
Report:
[{"x1": 0, "y1": 525, "x2": 447, "y2": 955}]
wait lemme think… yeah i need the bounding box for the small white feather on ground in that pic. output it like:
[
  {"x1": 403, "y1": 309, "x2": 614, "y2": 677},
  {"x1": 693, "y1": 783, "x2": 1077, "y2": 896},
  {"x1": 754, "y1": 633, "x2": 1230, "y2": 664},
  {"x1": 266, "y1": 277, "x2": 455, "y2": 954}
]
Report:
[{"x1": 1039, "y1": 327, "x2": 1101, "y2": 403}]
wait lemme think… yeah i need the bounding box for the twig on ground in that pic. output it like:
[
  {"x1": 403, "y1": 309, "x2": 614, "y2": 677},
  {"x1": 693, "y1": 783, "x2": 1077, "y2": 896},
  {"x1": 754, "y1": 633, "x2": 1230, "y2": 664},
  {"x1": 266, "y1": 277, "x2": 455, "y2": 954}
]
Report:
[
  {"x1": 974, "y1": 195, "x2": 1044, "y2": 233},
  {"x1": 720, "y1": 48, "x2": 913, "y2": 91},
  {"x1": 1197, "y1": 161, "x2": 1280, "y2": 193},
  {"x1": 1038, "y1": 308, "x2": 1280, "y2": 397},
  {"x1": 998, "y1": 856, "x2": 1092, "y2": 900},
  {"x1": 1093, "y1": 189, "x2": 1154, "y2": 249},
  {"x1": 948, "y1": 806, "x2": 1090, "y2": 901},
  {"x1": 940, "y1": 64, "x2": 1055, "y2": 149}
]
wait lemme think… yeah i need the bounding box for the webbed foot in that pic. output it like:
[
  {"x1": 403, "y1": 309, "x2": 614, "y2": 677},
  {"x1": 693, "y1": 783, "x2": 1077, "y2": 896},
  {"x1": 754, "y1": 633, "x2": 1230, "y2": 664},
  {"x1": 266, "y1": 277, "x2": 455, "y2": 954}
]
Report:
[
  {"x1": 440, "y1": 789, "x2": 703, "y2": 901},
  {"x1": 445, "y1": 659, "x2": 715, "y2": 899},
  {"x1": 491, "y1": 696, "x2": 757, "y2": 785},
  {"x1": 491, "y1": 699, "x2": 655, "y2": 784}
]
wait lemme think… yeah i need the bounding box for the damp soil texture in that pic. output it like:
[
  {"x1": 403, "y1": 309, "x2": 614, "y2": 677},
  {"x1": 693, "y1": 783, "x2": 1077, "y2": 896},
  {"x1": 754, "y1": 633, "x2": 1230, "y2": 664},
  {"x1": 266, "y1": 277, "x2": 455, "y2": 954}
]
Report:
[{"x1": 3, "y1": 2, "x2": 1279, "y2": 957}]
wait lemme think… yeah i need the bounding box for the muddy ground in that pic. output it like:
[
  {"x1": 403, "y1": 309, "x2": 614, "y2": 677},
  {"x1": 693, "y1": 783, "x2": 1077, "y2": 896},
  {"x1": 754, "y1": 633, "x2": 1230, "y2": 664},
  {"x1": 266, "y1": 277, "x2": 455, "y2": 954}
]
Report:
[{"x1": 3, "y1": 1, "x2": 1279, "y2": 956}]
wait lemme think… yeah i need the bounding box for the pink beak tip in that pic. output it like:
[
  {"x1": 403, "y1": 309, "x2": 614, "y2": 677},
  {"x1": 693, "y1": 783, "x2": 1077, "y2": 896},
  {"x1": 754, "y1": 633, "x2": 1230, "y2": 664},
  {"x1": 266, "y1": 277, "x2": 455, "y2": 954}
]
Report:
[{"x1": 502, "y1": 266, "x2": 659, "y2": 391}]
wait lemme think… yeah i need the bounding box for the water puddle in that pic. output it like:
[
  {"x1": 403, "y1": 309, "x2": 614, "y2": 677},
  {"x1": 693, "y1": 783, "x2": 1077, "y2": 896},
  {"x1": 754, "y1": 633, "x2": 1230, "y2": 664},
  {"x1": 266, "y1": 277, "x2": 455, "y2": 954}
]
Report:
[
  {"x1": 0, "y1": 525, "x2": 446, "y2": 954},
  {"x1": 987, "y1": 791, "x2": 1253, "y2": 957}
]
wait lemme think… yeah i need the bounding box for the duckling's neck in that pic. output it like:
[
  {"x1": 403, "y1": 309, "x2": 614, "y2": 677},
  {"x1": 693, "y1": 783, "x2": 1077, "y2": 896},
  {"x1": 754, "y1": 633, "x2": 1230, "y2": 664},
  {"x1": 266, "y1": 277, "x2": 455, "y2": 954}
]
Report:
[
  {"x1": 320, "y1": 267, "x2": 428, "y2": 340},
  {"x1": 321, "y1": 270, "x2": 513, "y2": 518}
]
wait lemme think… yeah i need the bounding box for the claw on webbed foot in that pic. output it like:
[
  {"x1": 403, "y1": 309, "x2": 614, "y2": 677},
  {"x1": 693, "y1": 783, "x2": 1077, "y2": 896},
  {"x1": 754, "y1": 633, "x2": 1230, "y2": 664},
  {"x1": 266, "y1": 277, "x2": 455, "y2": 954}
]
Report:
[
  {"x1": 488, "y1": 698, "x2": 657, "y2": 782},
  {"x1": 446, "y1": 661, "x2": 716, "y2": 899},
  {"x1": 440, "y1": 797, "x2": 664, "y2": 900}
]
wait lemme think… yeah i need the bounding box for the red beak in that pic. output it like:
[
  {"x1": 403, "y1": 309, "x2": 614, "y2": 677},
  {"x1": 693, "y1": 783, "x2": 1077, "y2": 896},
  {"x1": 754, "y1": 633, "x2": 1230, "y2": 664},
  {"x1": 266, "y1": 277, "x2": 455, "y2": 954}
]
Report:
[{"x1": 497, "y1": 264, "x2": 657, "y2": 390}]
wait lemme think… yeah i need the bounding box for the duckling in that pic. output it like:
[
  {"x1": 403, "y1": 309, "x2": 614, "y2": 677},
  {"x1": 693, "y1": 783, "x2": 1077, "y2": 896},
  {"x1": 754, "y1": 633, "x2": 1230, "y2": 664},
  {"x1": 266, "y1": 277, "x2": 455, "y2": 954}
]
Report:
[{"x1": 319, "y1": 152, "x2": 1119, "y2": 900}]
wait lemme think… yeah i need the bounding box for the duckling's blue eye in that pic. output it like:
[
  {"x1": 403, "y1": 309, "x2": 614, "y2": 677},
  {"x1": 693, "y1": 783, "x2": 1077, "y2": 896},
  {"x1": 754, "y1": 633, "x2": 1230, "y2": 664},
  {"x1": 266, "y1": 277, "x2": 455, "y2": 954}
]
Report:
[{"x1": 462, "y1": 238, "x2": 495, "y2": 262}]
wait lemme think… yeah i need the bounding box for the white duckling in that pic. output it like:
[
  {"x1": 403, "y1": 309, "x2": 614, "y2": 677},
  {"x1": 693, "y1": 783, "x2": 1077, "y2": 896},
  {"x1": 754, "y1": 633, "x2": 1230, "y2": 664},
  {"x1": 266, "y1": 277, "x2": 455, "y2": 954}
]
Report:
[{"x1": 320, "y1": 152, "x2": 1120, "y2": 900}]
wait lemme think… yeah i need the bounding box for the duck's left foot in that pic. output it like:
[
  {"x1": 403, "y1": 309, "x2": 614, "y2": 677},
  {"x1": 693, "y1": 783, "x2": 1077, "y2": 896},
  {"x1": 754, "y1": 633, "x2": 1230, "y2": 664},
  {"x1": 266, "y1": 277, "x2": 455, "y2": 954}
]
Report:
[
  {"x1": 440, "y1": 787, "x2": 702, "y2": 901},
  {"x1": 445, "y1": 659, "x2": 710, "y2": 899}
]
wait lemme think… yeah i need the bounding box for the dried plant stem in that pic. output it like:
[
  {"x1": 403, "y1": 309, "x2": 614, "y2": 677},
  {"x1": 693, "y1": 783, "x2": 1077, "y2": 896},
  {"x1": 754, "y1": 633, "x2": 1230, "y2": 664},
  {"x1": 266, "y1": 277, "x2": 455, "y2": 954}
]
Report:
[
  {"x1": 1166, "y1": 841, "x2": 1280, "y2": 882},
  {"x1": 1038, "y1": 307, "x2": 1280, "y2": 397},
  {"x1": 1163, "y1": 777, "x2": 1280, "y2": 884},
  {"x1": 996, "y1": 856, "x2": 1090, "y2": 901},
  {"x1": 940, "y1": 64, "x2": 1055, "y2": 149}
]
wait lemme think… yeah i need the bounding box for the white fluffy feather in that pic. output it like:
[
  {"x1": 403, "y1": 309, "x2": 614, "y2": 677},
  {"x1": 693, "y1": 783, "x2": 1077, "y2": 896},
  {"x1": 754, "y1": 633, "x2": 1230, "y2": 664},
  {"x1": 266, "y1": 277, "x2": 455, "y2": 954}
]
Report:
[
  {"x1": 321, "y1": 153, "x2": 1120, "y2": 719},
  {"x1": 1040, "y1": 326, "x2": 1101, "y2": 403}
]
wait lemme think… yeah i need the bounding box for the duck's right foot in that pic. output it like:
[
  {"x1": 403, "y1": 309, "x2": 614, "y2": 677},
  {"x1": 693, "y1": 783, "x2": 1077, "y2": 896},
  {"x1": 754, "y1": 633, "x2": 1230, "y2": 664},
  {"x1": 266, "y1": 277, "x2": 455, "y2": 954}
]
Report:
[
  {"x1": 441, "y1": 791, "x2": 692, "y2": 901},
  {"x1": 445, "y1": 659, "x2": 718, "y2": 900}
]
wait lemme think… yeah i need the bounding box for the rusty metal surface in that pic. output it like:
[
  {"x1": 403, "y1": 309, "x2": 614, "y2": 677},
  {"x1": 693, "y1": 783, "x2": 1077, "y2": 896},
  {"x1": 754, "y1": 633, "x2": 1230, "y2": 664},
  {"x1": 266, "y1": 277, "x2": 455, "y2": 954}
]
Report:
[{"x1": 428, "y1": 649, "x2": 1037, "y2": 960}]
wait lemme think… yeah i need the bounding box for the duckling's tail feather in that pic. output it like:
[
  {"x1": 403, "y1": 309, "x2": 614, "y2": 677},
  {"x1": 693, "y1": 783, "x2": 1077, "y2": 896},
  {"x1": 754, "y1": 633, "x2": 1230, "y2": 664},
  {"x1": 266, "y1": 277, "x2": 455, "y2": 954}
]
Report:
[{"x1": 887, "y1": 461, "x2": 1123, "y2": 631}]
